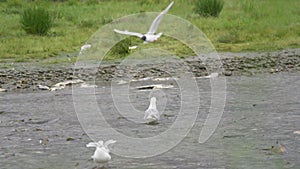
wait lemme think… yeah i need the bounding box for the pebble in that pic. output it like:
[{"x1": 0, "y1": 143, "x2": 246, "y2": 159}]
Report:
[
  {"x1": 66, "y1": 137, "x2": 75, "y2": 141},
  {"x1": 0, "y1": 49, "x2": 299, "y2": 91},
  {"x1": 224, "y1": 71, "x2": 232, "y2": 76},
  {"x1": 0, "y1": 88, "x2": 7, "y2": 92}
]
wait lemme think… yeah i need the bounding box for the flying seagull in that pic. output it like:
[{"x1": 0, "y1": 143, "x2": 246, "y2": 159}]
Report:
[
  {"x1": 144, "y1": 97, "x2": 160, "y2": 124},
  {"x1": 86, "y1": 140, "x2": 116, "y2": 168},
  {"x1": 114, "y1": 1, "x2": 174, "y2": 43}
]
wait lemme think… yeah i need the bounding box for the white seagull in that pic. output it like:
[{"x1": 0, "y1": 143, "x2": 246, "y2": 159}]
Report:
[
  {"x1": 86, "y1": 140, "x2": 116, "y2": 167},
  {"x1": 79, "y1": 44, "x2": 91, "y2": 55},
  {"x1": 114, "y1": 1, "x2": 174, "y2": 43},
  {"x1": 144, "y1": 97, "x2": 160, "y2": 124}
]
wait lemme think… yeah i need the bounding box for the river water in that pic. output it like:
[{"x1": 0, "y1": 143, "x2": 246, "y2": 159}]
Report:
[{"x1": 0, "y1": 73, "x2": 299, "y2": 169}]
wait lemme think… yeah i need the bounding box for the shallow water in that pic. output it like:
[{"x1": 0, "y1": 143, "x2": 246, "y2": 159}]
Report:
[{"x1": 0, "y1": 73, "x2": 299, "y2": 169}]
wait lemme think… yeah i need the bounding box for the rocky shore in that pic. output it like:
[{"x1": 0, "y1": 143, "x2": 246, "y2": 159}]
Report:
[{"x1": 0, "y1": 48, "x2": 299, "y2": 91}]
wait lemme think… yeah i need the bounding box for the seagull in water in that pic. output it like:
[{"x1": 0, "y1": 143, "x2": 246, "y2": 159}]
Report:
[
  {"x1": 114, "y1": 1, "x2": 174, "y2": 43},
  {"x1": 86, "y1": 140, "x2": 116, "y2": 168},
  {"x1": 144, "y1": 97, "x2": 160, "y2": 124}
]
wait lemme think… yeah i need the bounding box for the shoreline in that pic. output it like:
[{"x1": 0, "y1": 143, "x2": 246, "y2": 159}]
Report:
[{"x1": 0, "y1": 48, "x2": 299, "y2": 91}]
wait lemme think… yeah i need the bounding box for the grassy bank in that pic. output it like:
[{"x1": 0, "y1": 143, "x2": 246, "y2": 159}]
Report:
[{"x1": 0, "y1": 0, "x2": 299, "y2": 62}]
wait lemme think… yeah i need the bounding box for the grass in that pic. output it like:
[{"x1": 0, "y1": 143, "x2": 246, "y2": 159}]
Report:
[
  {"x1": 194, "y1": 0, "x2": 224, "y2": 17},
  {"x1": 105, "y1": 36, "x2": 195, "y2": 61},
  {"x1": 0, "y1": 0, "x2": 299, "y2": 62},
  {"x1": 21, "y1": 6, "x2": 53, "y2": 35}
]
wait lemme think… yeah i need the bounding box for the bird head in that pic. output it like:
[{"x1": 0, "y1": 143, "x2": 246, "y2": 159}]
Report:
[{"x1": 141, "y1": 35, "x2": 146, "y2": 41}]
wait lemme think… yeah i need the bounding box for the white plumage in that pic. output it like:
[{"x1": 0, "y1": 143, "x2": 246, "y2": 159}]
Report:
[
  {"x1": 86, "y1": 140, "x2": 116, "y2": 165},
  {"x1": 114, "y1": 1, "x2": 174, "y2": 43},
  {"x1": 144, "y1": 97, "x2": 160, "y2": 124},
  {"x1": 79, "y1": 44, "x2": 91, "y2": 55}
]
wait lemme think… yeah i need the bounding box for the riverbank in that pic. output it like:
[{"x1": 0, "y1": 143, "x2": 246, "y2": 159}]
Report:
[
  {"x1": 1, "y1": 0, "x2": 299, "y2": 61},
  {"x1": 0, "y1": 48, "x2": 299, "y2": 92}
]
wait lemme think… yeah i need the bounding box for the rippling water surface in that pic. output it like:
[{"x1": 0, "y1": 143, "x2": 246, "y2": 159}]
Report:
[{"x1": 0, "y1": 73, "x2": 299, "y2": 169}]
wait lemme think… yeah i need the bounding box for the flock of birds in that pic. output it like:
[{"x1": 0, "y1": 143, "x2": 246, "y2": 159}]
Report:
[
  {"x1": 86, "y1": 97, "x2": 160, "y2": 168},
  {"x1": 86, "y1": 2, "x2": 174, "y2": 168}
]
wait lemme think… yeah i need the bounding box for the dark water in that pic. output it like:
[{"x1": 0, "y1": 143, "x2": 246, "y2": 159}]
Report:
[{"x1": 0, "y1": 73, "x2": 299, "y2": 169}]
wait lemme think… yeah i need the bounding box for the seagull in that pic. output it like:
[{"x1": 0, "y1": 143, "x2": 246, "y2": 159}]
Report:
[
  {"x1": 79, "y1": 44, "x2": 91, "y2": 55},
  {"x1": 86, "y1": 140, "x2": 116, "y2": 168},
  {"x1": 114, "y1": 1, "x2": 174, "y2": 43},
  {"x1": 144, "y1": 97, "x2": 160, "y2": 124}
]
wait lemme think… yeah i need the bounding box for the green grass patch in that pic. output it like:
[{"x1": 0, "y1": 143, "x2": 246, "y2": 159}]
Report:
[
  {"x1": 194, "y1": 0, "x2": 224, "y2": 17},
  {"x1": 21, "y1": 6, "x2": 53, "y2": 35},
  {"x1": 105, "y1": 35, "x2": 195, "y2": 61},
  {"x1": 0, "y1": 0, "x2": 299, "y2": 62}
]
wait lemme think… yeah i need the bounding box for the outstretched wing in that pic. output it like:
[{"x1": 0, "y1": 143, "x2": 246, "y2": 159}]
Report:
[
  {"x1": 103, "y1": 140, "x2": 116, "y2": 152},
  {"x1": 114, "y1": 29, "x2": 144, "y2": 38},
  {"x1": 147, "y1": 1, "x2": 174, "y2": 34},
  {"x1": 104, "y1": 140, "x2": 116, "y2": 148}
]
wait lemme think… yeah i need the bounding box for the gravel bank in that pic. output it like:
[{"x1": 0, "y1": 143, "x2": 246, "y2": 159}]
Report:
[{"x1": 0, "y1": 48, "x2": 299, "y2": 91}]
